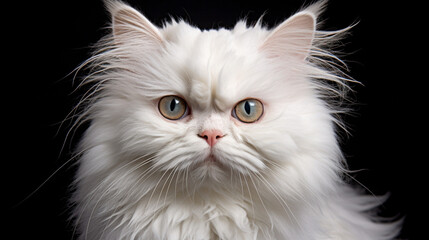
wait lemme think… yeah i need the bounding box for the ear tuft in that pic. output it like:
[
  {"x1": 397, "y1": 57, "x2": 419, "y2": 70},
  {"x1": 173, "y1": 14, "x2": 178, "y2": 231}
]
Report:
[
  {"x1": 261, "y1": 10, "x2": 316, "y2": 61},
  {"x1": 105, "y1": 0, "x2": 163, "y2": 46},
  {"x1": 259, "y1": 0, "x2": 328, "y2": 61}
]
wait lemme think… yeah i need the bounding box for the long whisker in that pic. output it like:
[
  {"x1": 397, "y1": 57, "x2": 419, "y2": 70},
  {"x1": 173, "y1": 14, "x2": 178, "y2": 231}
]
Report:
[
  {"x1": 14, "y1": 155, "x2": 77, "y2": 208},
  {"x1": 252, "y1": 171, "x2": 304, "y2": 233},
  {"x1": 146, "y1": 166, "x2": 171, "y2": 211},
  {"x1": 262, "y1": 163, "x2": 320, "y2": 214},
  {"x1": 174, "y1": 166, "x2": 183, "y2": 201},
  {"x1": 156, "y1": 166, "x2": 178, "y2": 209},
  {"x1": 238, "y1": 172, "x2": 245, "y2": 198},
  {"x1": 342, "y1": 171, "x2": 383, "y2": 205},
  {"x1": 242, "y1": 173, "x2": 255, "y2": 218},
  {"x1": 247, "y1": 170, "x2": 273, "y2": 231},
  {"x1": 73, "y1": 153, "x2": 154, "y2": 239},
  {"x1": 96, "y1": 155, "x2": 162, "y2": 236},
  {"x1": 166, "y1": 166, "x2": 181, "y2": 206},
  {"x1": 185, "y1": 165, "x2": 191, "y2": 198}
]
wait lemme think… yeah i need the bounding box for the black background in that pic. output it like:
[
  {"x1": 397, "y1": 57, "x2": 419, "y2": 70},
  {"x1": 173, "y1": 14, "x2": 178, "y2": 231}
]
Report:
[{"x1": 6, "y1": 0, "x2": 423, "y2": 239}]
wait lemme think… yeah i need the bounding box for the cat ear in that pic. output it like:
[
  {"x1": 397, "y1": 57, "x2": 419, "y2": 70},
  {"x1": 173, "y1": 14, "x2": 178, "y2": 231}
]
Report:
[
  {"x1": 261, "y1": 11, "x2": 316, "y2": 61},
  {"x1": 106, "y1": 1, "x2": 163, "y2": 46}
]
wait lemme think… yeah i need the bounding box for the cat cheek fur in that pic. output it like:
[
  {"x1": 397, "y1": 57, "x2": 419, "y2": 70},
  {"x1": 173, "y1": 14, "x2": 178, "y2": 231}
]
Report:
[{"x1": 70, "y1": 1, "x2": 401, "y2": 239}]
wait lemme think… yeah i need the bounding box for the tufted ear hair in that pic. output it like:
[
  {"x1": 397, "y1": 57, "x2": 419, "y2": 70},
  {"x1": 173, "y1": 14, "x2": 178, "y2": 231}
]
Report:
[
  {"x1": 105, "y1": 0, "x2": 163, "y2": 47},
  {"x1": 260, "y1": 10, "x2": 316, "y2": 61}
]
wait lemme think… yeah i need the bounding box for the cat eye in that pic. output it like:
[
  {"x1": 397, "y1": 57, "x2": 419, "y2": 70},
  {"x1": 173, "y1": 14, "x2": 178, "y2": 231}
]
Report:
[
  {"x1": 158, "y1": 95, "x2": 189, "y2": 120},
  {"x1": 232, "y1": 99, "x2": 264, "y2": 123}
]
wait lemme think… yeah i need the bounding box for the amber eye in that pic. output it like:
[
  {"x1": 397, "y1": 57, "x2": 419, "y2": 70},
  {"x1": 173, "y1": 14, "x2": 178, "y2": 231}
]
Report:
[
  {"x1": 232, "y1": 99, "x2": 264, "y2": 123},
  {"x1": 158, "y1": 96, "x2": 189, "y2": 120}
]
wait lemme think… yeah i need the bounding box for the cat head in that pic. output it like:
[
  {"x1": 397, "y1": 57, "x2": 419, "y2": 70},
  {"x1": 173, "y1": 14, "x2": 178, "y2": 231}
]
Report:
[{"x1": 77, "y1": 0, "x2": 350, "y2": 197}]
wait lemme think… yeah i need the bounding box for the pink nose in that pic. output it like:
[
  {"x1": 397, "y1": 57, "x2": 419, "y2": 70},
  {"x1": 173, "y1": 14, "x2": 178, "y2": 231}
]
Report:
[{"x1": 198, "y1": 129, "x2": 224, "y2": 147}]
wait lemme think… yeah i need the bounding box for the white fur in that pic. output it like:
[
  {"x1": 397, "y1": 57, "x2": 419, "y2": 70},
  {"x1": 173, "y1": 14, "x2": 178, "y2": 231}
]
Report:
[{"x1": 71, "y1": 1, "x2": 401, "y2": 239}]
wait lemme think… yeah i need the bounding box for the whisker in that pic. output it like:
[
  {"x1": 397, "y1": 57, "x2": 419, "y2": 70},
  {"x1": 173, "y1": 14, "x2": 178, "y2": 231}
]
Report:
[
  {"x1": 262, "y1": 164, "x2": 320, "y2": 213},
  {"x1": 146, "y1": 166, "x2": 171, "y2": 211},
  {"x1": 185, "y1": 165, "x2": 191, "y2": 198},
  {"x1": 242, "y1": 173, "x2": 255, "y2": 218},
  {"x1": 73, "y1": 154, "x2": 154, "y2": 239},
  {"x1": 247, "y1": 170, "x2": 274, "y2": 234},
  {"x1": 14, "y1": 155, "x2": 77, "y2": 208},
  {"x1": 238, "y1": 172, "x2": 245, "y2": 198},
  {"x1": 174, "y1": 167, "x2": 183, "y2": 201},
  {"x1": 155, "y1": 166, "x2": 178, "y2": 209},
  {"x1": 253, "y1": 171, "x2": 304, "y2": 233},
  {"x1": 95, "y1": 155, "x2": 161, "y2": 237},
  {"x1": 164, "y1": 166, "x2": 180, "y2": 207},
  {"x1": 342, "y1": 171, "x2": 383, "y2": 205}
]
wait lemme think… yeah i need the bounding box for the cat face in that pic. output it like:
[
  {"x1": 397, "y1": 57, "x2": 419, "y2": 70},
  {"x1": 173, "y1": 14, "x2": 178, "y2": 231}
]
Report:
[{"x1": 82, "y1": 2, "x2": 341, "y2": 195}]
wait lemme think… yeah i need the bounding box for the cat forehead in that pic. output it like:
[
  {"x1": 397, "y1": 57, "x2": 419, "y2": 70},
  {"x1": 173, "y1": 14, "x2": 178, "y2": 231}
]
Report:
[
  {"x1": 159, "y1": 21, "x2": 271, "y2": 111},
  {"x1": 162, "y1": 21, "x2": 267, "y2": 54}
]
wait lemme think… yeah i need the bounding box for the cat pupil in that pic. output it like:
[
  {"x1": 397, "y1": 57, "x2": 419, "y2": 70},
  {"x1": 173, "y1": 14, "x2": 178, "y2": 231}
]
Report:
[
  {"x1": 244, "y1": 101, "x2": 251, "y2": 115},
  {"x1": 170, "y1": 99, "x2": 177, "y2": 111}
]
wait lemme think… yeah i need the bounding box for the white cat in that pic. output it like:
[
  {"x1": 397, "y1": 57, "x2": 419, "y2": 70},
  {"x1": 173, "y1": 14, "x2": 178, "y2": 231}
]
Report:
[{"x1": 71, "y1": 0, "x2": 401, "y2": 239}]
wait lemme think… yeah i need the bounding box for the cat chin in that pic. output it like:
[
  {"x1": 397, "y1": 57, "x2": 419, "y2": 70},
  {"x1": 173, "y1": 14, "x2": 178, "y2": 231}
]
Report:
[
  {"x1": 191, "y1": 163, "x2": 227, "y2": 184},
  {"x1": 197, "y1": 158, "x2": 225, "y2": 170}
]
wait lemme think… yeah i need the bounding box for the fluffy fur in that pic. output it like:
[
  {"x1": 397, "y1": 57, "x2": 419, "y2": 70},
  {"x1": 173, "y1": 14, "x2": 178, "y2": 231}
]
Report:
[{"x1": 71, "y1": 1, "x2": 401, "y2": 239}]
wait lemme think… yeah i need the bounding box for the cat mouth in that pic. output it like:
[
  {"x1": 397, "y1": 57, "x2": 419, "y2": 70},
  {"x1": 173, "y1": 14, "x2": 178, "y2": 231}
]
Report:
[
  {"x1": 206, "y1": 154, "x2": 217, "y2": 163},
  {"x1": 200, "y1": 153, "x2": 224, "y2": 168}
]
